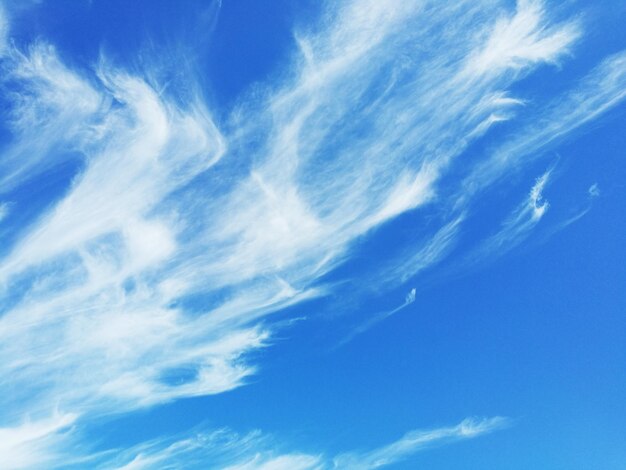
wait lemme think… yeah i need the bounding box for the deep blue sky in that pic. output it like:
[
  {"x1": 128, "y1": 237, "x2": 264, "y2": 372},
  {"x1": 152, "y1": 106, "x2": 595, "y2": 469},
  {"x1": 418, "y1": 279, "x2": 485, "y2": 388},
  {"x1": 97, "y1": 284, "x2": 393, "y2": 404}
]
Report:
[{"x1": 0, "y1": 1, "x2": 624, "y2": 469}]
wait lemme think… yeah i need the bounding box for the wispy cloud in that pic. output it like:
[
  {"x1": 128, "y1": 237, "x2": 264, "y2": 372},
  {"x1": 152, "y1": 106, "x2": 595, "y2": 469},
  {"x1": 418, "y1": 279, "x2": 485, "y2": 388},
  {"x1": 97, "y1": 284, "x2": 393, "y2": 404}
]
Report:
[
  {"x1": 468, "y1": 169, "x2": 553, "y2": 264},
  {"x1": 70, "y1": 416, "x2": 505, "y2": 470},
  {"x1": 466, "y1": 0, "x2": 579, "y2": 75},
  {"x1": 332, "y1": 416, "x2": 508, "y2": 469},
  {"x1": 0, "y1": 5, "x2": 7, "y2": 56},
  {"x1": 0, "y1": 0, "x2": 623, "y2": 467},
  {"x1": 383, "y1": 215, "x2": 466, "y2": 286},
  {"x1": 588, "y1": 183, "x2": 600, "y2": 198},
  {"x1": 457, "y1": 50, "x2": 626, "y2": 205},
  {"x1": 0, "y1": 412, "x2": 78, "y2": 470},
  {"x1": 0, "y1": 201, "x2": 9, "y2": 223},
  {"x1": 542, "y1": 181, "x2": 602, "y2": 238},
  {"x1": 335, "y1": 287, "x2": 417, "y2": 348}
]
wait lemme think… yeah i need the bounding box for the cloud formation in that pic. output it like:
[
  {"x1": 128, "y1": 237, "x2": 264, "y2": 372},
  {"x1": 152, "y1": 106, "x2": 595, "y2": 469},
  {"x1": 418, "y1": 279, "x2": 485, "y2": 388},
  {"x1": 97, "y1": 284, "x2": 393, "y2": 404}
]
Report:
[
  {"x1": 0, "y1": 0, "x2": 624, "y2": 467},
  {"x1": 86, "y1": 416, "x2": 506, "y2": 470}
]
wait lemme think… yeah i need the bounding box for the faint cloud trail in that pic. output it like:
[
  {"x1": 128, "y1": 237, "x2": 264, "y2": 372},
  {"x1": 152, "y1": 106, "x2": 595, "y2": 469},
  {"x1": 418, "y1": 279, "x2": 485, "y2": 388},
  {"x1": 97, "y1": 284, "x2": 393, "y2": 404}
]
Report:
[{"x1": 334, "y1": 287, "x2": 417, "y2": 349}]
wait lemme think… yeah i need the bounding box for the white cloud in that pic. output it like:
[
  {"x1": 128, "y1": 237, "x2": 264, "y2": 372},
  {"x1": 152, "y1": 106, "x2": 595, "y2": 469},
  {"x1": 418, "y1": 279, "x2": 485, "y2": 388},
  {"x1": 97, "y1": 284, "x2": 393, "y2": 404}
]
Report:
[
  {"x1": 336, "y1": 287, "x2": 419, "y2": 348},
  {"x1": 466, "y1": 169, "x2": 552, "y2": 264},
  {"x1": 0, "y1": 43, "x2": 103, "y2": 192},
  {"x1": 467, "y1": 0, "x2": 580, "y2": 75},
  {"x1": 542, "y1": 182, "x2": 602, "y2": 236},
  {"x1": 77, "y1": 416, "x2": 506, "y2": 470},
  {"x1": 0, "y1": 413, "x2": 77, "y2": 470},
  {"x1": 332, "y1": 417, "x2": 508, "y2": 469},
  {"x1": 384, "y1": 215, "x2": 466, "y2": 286},
  {"x1": 0, "y1": 202, "x2": 9, "y2": 223},
  {"x1": 0, "y1": 415, "x2": 505, "y2": 468},
  {"x1": 0, "y1": 0, "x2": 623, "y2": 467},
  {"x1": 0, "y1": 5, "x2": 7, "y2": 56},
  {"x1": 458, "y1": 50, "x2": 626, "y2": 205},
  {"x1": 222, "y1": 454, "x2": 322, "y2": 470},
  {"x1": 405, "y1": 288, "x2": 416, "y2": 304}
]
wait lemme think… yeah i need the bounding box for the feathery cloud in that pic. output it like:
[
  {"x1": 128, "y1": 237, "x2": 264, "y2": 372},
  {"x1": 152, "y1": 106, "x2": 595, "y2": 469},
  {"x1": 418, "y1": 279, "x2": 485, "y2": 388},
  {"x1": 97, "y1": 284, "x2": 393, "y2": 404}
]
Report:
[{"x1": 0, "y1": 0, "x2": 623, "y2": 468}]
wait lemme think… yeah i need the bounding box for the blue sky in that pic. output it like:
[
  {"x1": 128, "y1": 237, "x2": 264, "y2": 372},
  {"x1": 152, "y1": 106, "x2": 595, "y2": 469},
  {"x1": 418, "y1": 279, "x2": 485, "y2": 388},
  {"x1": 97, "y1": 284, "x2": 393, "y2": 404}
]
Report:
[{"x1": 0, "y1": 0, "x2": 624, "y2": 468}]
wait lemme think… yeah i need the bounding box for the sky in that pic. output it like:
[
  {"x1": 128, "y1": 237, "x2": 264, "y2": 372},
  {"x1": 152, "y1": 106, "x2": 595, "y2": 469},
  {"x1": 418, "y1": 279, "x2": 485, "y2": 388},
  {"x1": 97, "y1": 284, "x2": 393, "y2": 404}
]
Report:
[{"x1": 0, "y1": 0, "x2": 624, "y2": 468}]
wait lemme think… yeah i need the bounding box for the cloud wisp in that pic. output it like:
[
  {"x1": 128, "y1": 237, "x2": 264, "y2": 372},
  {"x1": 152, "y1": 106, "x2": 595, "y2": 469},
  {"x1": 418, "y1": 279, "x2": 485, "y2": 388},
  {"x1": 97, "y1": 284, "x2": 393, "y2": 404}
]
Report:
[
  {"x1": 334, "y1": 288, "x2": 417, "y2": 349},
  {"x1": 332, "y1": 416, "x2": 508, "y2": 470},
  {"x1": 467, "y1": 169, "x2": 553, "y2": 264},
  {"x1": 78, "y1": 416, "x2": 506, "y2": 470}
]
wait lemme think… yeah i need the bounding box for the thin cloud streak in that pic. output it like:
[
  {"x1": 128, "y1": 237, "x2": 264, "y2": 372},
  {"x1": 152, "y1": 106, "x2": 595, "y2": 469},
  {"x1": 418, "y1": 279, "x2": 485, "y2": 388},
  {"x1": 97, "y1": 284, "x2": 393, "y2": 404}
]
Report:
[
  {"x1": 75, "y1": 416, "x2": 506, "y2": 470},
  {"x1": 470, "y1": 169, "x2": 553, "y2": 263},
  {"x1": 332, "y1": 416, "x2": 508, "y2": 469},
  {"x1": 334, "y1": 287, "x2": 417, "y2": 349},
  {"x1": 458, "y1": 50, "x2": 626, "y2": 206}
]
